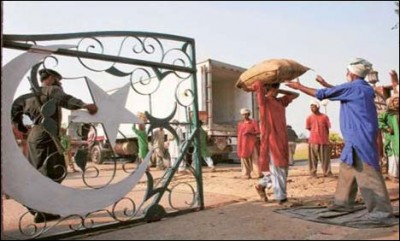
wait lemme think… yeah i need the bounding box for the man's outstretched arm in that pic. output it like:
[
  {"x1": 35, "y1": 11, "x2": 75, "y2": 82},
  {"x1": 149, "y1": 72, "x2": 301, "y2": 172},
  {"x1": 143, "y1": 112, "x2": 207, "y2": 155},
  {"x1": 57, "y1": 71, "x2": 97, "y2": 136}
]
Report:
[{"x1": 285, "y1": 79, "x2": 317, "y2": 97}]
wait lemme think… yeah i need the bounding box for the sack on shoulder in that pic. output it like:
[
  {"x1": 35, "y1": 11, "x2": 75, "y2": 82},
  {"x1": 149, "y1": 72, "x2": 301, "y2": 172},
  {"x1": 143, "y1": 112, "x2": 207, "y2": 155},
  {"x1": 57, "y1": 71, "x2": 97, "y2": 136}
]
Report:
[{"x1": 236, "y1": 59, "x2": 310, "y2": 89}]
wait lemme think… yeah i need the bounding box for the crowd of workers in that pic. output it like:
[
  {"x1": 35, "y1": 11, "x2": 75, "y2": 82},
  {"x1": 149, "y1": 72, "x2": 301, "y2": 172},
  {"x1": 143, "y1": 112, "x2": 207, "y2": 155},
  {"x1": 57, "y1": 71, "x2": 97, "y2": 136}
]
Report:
[{"x1": 9, "y1": 57, "x2": 399, "y2": 223}]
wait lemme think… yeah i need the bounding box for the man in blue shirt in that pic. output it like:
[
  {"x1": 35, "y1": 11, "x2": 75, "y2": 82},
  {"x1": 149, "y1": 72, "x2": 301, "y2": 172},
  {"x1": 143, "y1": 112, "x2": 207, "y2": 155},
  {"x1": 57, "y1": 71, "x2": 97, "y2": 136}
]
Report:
[{"x1": 286, "y1": 58, "x2": 393, "y2": 219}]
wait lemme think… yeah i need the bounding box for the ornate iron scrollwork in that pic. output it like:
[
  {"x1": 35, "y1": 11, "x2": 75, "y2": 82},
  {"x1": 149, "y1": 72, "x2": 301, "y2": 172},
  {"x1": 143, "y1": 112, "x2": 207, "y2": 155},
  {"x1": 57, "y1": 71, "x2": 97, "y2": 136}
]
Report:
[{"x1": 3, "y1": 31, "x2": 203, "y2": 239}]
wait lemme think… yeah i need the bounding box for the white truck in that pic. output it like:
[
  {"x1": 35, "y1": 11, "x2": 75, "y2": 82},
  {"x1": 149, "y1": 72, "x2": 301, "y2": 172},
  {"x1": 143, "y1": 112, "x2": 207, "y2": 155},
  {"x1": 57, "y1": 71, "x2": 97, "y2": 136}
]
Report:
[{"x1": 196, "y1": 59, "x2": 258, "y2": 163}]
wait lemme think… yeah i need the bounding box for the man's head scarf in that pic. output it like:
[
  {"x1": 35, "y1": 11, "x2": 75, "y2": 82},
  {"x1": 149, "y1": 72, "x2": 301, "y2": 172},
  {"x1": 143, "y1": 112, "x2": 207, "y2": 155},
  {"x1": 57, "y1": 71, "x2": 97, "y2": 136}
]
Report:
[
  {"x1": 240, "y1": 108, "x2": 251, "y2": 115},
  {"x1": 347, "y1": 58, "x2": 372, "y2": 78},
  {"x1": 309, "y1": 99, "x2": 320, "y2": 108}
]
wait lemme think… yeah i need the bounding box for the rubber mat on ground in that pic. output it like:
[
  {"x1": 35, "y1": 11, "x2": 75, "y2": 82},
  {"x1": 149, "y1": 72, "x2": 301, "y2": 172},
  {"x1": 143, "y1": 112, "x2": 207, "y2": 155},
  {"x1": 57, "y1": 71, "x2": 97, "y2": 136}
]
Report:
[{"x1": 275, "y1": 205, "x2": 399, "y2": 229}]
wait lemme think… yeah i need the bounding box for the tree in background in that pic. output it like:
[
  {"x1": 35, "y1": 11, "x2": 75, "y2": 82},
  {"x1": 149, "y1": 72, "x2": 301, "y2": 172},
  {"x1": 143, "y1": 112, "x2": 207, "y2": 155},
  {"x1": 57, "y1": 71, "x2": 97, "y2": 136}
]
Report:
[
  {"x1": 329, "y1": 132, "x2": 344, "y2": 159},
  {"x1": 329, "y1": 132, "x2": 343, "y2": 144}
]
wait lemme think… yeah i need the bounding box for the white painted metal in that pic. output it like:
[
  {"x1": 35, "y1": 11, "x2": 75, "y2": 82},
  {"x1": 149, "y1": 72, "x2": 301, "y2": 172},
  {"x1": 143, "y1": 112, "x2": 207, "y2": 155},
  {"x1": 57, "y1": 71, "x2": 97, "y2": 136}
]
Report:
[
  {"x1": 2, "y1": 46, "x2": 150, "y2": 216},
  {"x1": 70, "y1": 79, "x2": 143, "y2": 148}
]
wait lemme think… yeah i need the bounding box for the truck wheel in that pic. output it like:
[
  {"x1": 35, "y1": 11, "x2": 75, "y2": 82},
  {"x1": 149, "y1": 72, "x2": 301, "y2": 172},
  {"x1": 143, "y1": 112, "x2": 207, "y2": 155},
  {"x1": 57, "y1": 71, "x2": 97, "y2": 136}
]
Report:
[{"x1": 91, "y1": 145, "x2": 104, "y2": 164}]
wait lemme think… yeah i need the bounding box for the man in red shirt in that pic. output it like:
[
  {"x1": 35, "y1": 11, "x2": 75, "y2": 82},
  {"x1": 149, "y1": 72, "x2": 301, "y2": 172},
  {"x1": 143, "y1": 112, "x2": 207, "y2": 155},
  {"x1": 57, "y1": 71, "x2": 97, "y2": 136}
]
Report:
[
  {"x1": 306, "y1": 100, "x2": 332, "y2": 177},
  {"x1": 237, "y1": 108, "x2": 260, "y2": 179},
  {"x1": 244, "y1": 81, "x2": 299, "y2": 203}
]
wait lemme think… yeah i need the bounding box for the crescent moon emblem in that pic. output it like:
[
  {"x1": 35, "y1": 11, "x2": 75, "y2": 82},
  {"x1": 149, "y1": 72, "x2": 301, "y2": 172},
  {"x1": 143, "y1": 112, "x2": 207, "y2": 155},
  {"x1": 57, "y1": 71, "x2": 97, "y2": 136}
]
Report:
[{"x1": 2, "y1": 45, "x2": 150, "y2": 216}]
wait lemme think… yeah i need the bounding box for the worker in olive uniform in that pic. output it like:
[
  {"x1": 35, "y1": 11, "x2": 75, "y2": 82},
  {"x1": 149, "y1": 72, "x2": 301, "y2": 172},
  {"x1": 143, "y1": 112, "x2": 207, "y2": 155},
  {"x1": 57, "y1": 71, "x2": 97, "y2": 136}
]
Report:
[{"x1": 11, "y1": 69, "x2": 98, "y2": 223}]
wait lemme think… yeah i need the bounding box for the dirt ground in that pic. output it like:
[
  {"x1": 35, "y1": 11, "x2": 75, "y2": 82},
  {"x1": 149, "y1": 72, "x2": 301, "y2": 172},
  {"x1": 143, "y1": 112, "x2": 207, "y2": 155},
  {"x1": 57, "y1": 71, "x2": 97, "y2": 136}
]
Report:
[
  {"x1": 3, "y1": 141, "x2": 397, "y2": 240},
  {"x1": 74, "y1": 157, "x2": 399, "y2": 240}
]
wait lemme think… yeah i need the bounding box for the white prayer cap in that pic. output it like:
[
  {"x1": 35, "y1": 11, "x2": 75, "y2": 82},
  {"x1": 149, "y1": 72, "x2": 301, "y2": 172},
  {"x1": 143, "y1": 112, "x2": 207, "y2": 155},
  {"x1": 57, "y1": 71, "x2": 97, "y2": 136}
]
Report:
[
  {"x1": 240, "y1": 108, "x2": 251, "y2": 115},
  {"x1": 309, "y1": 99, "x2": 320, "y2": 108},
  {"x1": 347, "y1": 58, "x2": 372, "y2": 78}
]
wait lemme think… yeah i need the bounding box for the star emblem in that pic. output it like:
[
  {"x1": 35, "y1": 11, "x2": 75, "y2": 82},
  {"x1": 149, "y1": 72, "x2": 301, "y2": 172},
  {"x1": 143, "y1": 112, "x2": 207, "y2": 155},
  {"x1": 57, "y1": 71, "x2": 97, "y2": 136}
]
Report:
[{"x1": 70, "y1": 78, "x2": 143, "y2": 147}]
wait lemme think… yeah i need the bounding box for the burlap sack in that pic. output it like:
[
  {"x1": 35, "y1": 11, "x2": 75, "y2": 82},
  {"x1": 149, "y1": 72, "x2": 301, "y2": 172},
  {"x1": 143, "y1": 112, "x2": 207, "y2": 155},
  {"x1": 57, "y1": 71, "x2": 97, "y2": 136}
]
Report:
[{"x1": 236, "y1": 59, "x2": 310, "y2": 89}]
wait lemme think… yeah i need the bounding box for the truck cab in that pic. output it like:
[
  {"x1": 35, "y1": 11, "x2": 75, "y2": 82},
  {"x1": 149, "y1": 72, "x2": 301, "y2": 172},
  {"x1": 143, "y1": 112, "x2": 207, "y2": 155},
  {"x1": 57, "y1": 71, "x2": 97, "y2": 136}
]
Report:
[{"x1": 68, "y1": 122, "x2": 138, "y2": 164}]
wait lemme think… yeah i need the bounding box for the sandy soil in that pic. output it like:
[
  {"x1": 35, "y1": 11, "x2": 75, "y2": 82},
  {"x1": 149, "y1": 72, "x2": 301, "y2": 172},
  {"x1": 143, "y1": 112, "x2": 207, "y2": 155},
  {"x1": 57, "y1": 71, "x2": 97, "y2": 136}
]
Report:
[
  {"x1": 75, "y1": 158, "x2": 399, "y2": 240},
  {"x1": 3, "y1": 141, "x2": 397, "y2": 240}
]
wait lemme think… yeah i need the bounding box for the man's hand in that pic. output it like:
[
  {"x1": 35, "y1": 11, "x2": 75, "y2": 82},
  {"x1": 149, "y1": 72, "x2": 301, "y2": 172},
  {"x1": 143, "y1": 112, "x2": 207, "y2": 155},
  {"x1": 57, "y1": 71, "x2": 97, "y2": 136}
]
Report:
[
  {"x1": 389, "y1": 69, "x2": 398, "y2": 78},
  {"x1": 285, "y1": 78, "x2": 301, "y2": 90},
  {"x1": 315, "y1": 75, "x2": 333, "y2": 88},
  {"x1": 242, "y1": 86, "x2": 251, "y2": 92},
  {"x1": 285, "y1": 78, "x2": 317, "y2": 97},
  {"x1": 85, "y1": 104, "x2": 98, "y2": 115},
  {"x1": 316, "y1": 75, "x2": 327, "y2": 86},
  {"x1": 240, "y1": 83, "x2": 254, "y2": 92},
  {"x1": 389, "y1": 70, "x2": 399, "y2": 92}
]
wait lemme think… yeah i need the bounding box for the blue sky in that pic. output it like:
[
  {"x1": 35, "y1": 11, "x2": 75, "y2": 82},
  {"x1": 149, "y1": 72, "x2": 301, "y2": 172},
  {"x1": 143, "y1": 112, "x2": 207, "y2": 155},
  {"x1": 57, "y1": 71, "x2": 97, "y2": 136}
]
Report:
[{"x1": 3, "y1": 1, "x2": 399, "y2": 137}]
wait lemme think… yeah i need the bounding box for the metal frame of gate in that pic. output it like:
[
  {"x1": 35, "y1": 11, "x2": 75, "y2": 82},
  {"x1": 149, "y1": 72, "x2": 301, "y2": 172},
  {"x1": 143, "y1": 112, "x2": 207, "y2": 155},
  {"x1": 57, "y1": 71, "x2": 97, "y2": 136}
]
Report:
[{"x1": 2, "y1": 31, "x2": 204, "y2": 239}]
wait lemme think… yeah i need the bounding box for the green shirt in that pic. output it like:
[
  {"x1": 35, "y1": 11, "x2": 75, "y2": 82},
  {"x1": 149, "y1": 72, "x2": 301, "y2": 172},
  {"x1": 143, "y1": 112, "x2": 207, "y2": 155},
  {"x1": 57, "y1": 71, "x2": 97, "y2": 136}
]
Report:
[
  {"x1": 199, "y1": 127, "x2": 211, "y2": 158},
  {"x1": 132, "y1": 125, "x2": 149, "y2": 159},
  {"x1": 60, "y1": 134, "x2": 71, "y2": 154},
  {"x1": 378, "y1": 111, "x2": 399, "y2": 157}
]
